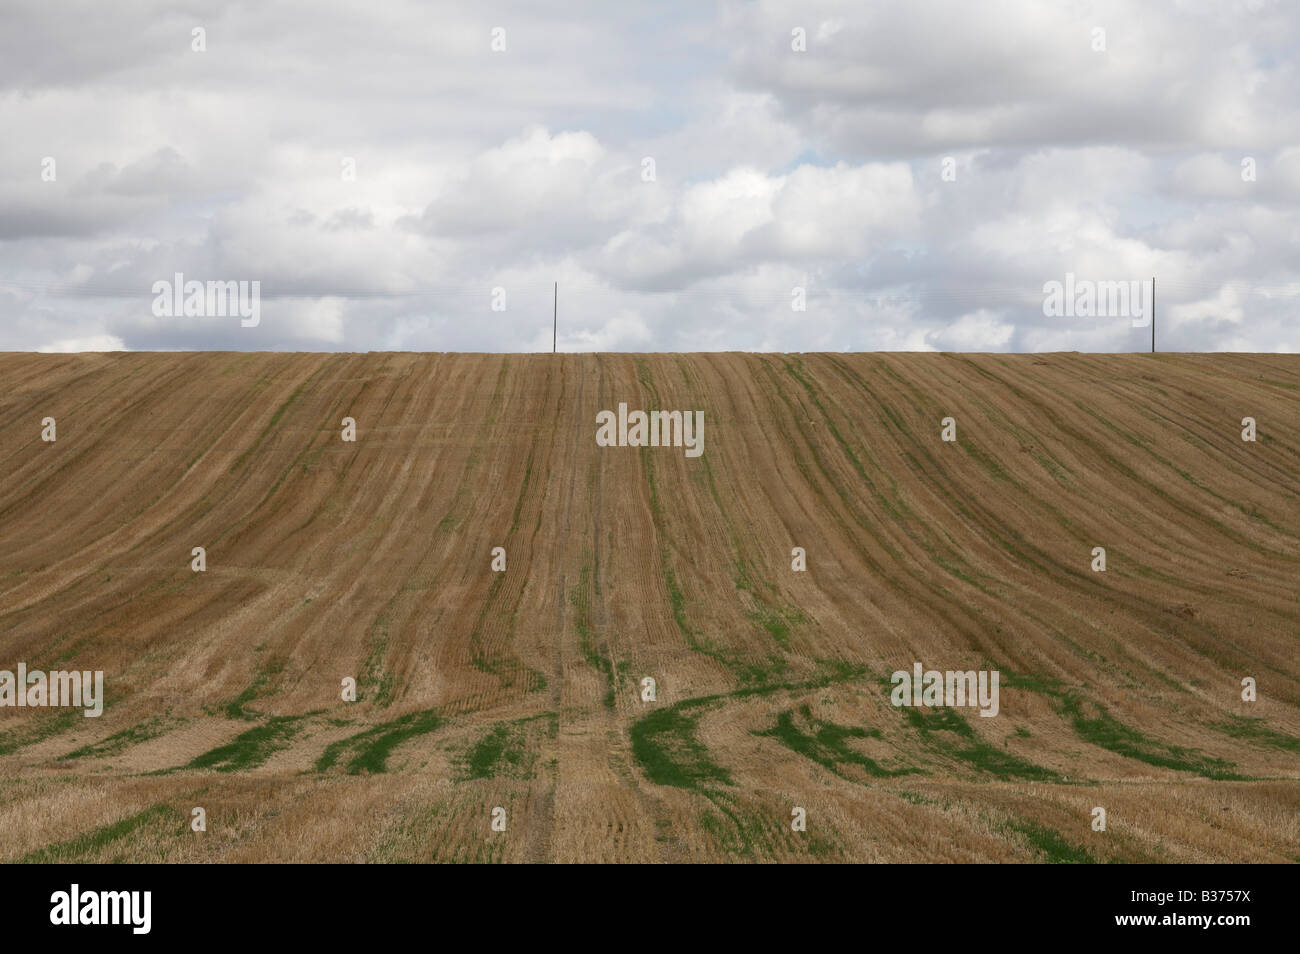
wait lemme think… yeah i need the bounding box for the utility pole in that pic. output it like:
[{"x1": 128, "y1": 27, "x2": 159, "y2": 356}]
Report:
[
  {"x1": 553, "y1": 281, "x2": 557, "y2": 354},
  {"x1": 1154, "y1": 276, "x2": 1164, "y2": 356}
]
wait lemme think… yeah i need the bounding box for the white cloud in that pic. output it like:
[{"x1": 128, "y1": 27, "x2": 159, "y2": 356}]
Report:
[
  {"x1": 37, "y1": 334, "x2": 125, "y2": 352},
  {"x1": 0, "y1": 0, "x2": 1297, "y2": 353}
]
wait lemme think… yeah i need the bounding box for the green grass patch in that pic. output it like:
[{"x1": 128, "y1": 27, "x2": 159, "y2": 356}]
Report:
[
  {"x1": 998, "y1": 669, "x2": 1068, "y2": 697},
  {"x1": 1004, "y1": 818, "x2": 1095, "y2": 864},
  {"x1": 745, "y1": 605, "x2": 805, "y2": 649},
  {"x1": 571, "y1": 563, "x2": 615, "y2": 709},
  {"x1": 59, "y1": 716, "x2": 177, "y2": 761},
  {"x1": 18, "y1": 804, "x2": 177, "y2": 863},
  {"x1": 1058, "y1": 695, "x2": 1245, "y2": 779},
  {"x1": 187, "y1": 716, "x2": 299, "y2": 772},
  {"x1": 950, "y1": 739, "x2": 1063, "y2": 781},
  {"x1": 315, "y1": 709, "x2": 442, "y2": 775},
  {"x1": 994, "y1": 667, "x2": 1249, "y2": 779},
  {"x1": 894, "y1": 696, "x2": 1064, "y2": 781},
  {"x1": 1213, "y1": 716, "x2": 1300, "y2": 754},
  {"x1": 629, "y1": 663, "x2": 873, "y2": 789},
  {"x1": 223, "y1": 655, "x2": 286, "y2": 720},
  {"x1": 756, "y1": 706, "x2": 917, "y2": 779},
  {"x1": 0, "y1": 708, "x2": 81, "y2": 757},
  {"x1": 900, "y1": 704, "x2": 975, "y2": 737},
  {"x1": 460, "y1": 718, "x2": 543, "y2": 780},
  {"x1": 630, "y1": 702, "x2": 733, "y2": 790},
  {"x1": 698, "y1": 801, "x2": 765, "y2": 857}
]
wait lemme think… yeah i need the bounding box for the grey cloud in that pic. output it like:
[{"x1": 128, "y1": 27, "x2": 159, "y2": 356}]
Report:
[{"x1": 1, "y1": 0, "x2": 1297, "y2": 354}]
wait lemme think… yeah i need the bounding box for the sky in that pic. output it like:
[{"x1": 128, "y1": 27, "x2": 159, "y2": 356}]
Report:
[{"x1": 1, "y1": 0, "x2": 1298, "y2": 353}]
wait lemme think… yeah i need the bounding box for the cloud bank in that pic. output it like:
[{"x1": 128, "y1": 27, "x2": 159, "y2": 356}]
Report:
[{"x1": 1, "y1": 0, "x2": 1297, "y2": 352}]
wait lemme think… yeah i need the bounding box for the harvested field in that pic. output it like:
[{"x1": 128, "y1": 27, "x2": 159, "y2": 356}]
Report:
[{"x1": 0, "y1": 351, "x2": 1297, "y2": 863}]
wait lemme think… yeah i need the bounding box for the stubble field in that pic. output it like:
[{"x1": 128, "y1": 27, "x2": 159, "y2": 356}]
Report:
[{"x1": 1, "y1": 351, "x2": 1297, "y2": 863}]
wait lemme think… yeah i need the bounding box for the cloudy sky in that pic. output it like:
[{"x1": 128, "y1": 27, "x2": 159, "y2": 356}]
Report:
[{"x1": 2, "y1": 0, "x2": 1298, "y2": 353}]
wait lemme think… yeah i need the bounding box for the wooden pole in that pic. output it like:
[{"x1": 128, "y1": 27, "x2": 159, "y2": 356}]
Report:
[
  {"x1": 1151, "y1": 276, "x2": 1156, "y2": 354},
  {"x1": 553, "y1": 282, "x2": 557, "y2": 354}
]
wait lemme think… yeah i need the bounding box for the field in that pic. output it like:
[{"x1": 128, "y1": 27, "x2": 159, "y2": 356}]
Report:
[{"x1": 1, "y1": 351, "x2": 1297, "y2": 863}]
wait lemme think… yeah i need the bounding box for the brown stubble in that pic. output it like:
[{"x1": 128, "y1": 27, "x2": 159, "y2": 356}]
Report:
[{"x1": 0, "y1": 352, "x2": 1297, "y2": 863}]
